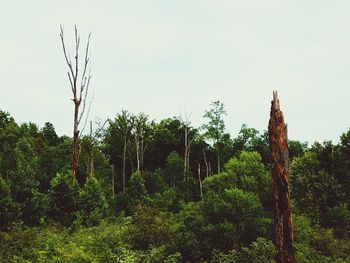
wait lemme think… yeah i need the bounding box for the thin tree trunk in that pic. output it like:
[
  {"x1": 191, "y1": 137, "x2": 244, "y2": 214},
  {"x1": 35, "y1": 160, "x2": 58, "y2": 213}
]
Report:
[
  {"x1": 268, "y1": 91, "x2": 296, "y2": 263},
  {"x1": 187, "y1": 145, "x2": 191, "y2": 181},
  {"x1": 60, "y1": 26, "x2": 92, "y2": 182},
  {"x1": 202, "y1": 148, "x2": 209, "y2": 178},
  {"x1": 135, "y1": 136, "x2": 140, "y2": 172},
  {"x1": 140, "y1": 137, "x2": 145, "y2": 173},
  {"x1": 184, "y1": 125, "x2": 188, "y2": 181},
  {"x1": 198, "y1": 163, "x2": 203, "y2": 200}
]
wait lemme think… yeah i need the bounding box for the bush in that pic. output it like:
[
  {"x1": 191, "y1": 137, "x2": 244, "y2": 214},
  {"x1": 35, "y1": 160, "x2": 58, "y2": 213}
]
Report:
[
  {"x1": 128, "y1": 205, "x2": 175, "y2": 250},
  {"x1": 48, "y1": 172, "x2": 79, "y2": 226},
  {"x1": 76, "y1": 176, "x2": 109, "y2": 226}
]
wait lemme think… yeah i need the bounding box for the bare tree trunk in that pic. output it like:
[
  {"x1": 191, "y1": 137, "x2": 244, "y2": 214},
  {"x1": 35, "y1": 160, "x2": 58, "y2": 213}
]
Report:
[
  {"x1": 60, "y1": 25, "x2": 92, "y2": 181},
  {"x1": 140, "y1": 137, "x2": 145, "y2": 173},
  {"x1": 208, "y1": 162, "x2": 212, "y2": 176},
  {"x1": 202, "y1": 148, "x2": 209, "y2": 178},
  {"x1": 186, "y1": 143, "x2": 191, "y2": 181},
  {"x1": 268, "y1": 91, "x2": 296, "y2": 263},
  {"x1": 198, "y1": 163, "x2": 203, "y2": 200},
  {"x1": 135, "y1": 136, "x2": 140, "y2": 172},
  {"x1": 184, "y1": 124, "x2": 188, "y2": 181}
]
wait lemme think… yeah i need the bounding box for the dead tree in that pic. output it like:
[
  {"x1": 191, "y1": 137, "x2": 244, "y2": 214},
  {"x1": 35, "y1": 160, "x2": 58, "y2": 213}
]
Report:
[
  {"x1": 180, "y1": 109, "x2": 193, "y2": 182},
  {"x1": 133, "y1": 113, "x2": 149, "y2": 173},
  {"x1": 60, "y1": 25, "x2": 92, "y2": 181},
  {"x1": 268, "y1": 91, "x2": 296, "y2": 263}
]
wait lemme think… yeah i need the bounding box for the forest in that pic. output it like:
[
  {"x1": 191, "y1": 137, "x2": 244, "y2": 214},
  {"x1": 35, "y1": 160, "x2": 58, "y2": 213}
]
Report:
[{"x1": 0, "y1": 97, "x2": 349, "y2": 262}]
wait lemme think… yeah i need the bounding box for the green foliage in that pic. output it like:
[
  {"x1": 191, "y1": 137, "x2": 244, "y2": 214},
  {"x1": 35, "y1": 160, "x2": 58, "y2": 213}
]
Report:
[
  {"x1": 144, "y1": 169, "x2": 166, "y2": 195},
  {"x1": 0, "y1": 108, "x2": 349, "y2": 262},
  {"x1": 0, "y1": 176, "x2": 18, "y2": 230},
  {"x1": 38, "y1": 138, "x2": 72, "y2": 190},
  {"x1": 174, "y1": 202, "x2": 206, "y2": 261},
  {"x1": 165, "y1": 151, "x2": 184, "y2": 188},
  {"x1": 41, "y1": 122, "x2": 59, "y2": 147},
  {"x1": 212, "y1": 238, "x2": 275, "y2": 263},
  {"x1": 128, "y1": 205, "x2": 175, "y2": 250},
  {"x1": 293, "y1": 215, "x2": 313, "y2": 245},
  {"x1": 204, "y1": 151, "x2": 273, "y2": 211},
  {"x1": 202, "y1": 172, "x2": 236, "y2": 194},
  {"x1": 151, "y1": 188, "x2": 180, "y2": 212},
  {"x1": 127, "y1": 171, "x2": 148, "y2": 205},
  {"x1": 290, "y1": 151, "x2": 344, "y2": 227},
  {"x1": 76, "y1": 176, "x2": 109, "y2": 226},
  {"x1": 48, "y1": 173, "x2": 79, "y2": 226},
  {"x1": 203, "y1": 188, "x2": 271, "y2": 246},
  {"x1": 202, "y1": 100, "x2": 227, "y2": 173},
  {"x1": 232, "y1": 125, "x2": 270, "y2": 164}
]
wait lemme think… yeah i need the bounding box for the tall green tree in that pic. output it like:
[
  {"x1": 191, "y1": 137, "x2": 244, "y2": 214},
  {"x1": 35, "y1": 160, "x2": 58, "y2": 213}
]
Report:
[
  {"x1": 104, "y1": 110, "x2": 134, "y2": 192},
  {"x1": 202, "y1": 101, "x2": 227, "y2": 174}
]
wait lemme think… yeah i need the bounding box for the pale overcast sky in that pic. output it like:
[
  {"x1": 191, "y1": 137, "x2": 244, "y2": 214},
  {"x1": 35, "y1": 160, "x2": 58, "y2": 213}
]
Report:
[{"x1": 1, "y1": 1, "x2": 349, "y2": 143}]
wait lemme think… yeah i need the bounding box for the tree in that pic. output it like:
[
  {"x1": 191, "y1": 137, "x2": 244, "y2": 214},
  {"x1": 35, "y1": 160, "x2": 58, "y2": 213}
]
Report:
[
  {"x1": 77, "y1": 176, "x2": 109, "y2": 226},
  {"x1": 48, "y1": 172, "x2": 79, "y2": 226},
  {"x1": 202, "y1": 101, "x2": 227, "y2": 174},
  {"x1": 232, "y1": 124, "x2": 270, "y2": 165},
  {"x1": 164, "y1": 151, "x2": 184, "y2": 188},
  {"x1": 223, "y1": 151, "x2": 272, "y2": 210},
  {"x1": 105, "y1": 110, "x2": 134, "y2": 192},
  {"x1": 290, "y1": 151, "x2": 343, "y2": 228},
  {"x1": 179, "y1": 109, "x2": 197, "y2": 182},
  {"x1": 41, "y1": 122, "x2": 59, "y2": 147},
  {"x1": 0, "y1": 176, "x2": 18, "y2": 230},
  {"x1": 132, "y1": 113, "x2": 150, "y2": 173},
  {"x1": 268, "y1": 91, "x2": 296, "y2": 262},
  {"x1": 59, "y1": 25, "x2": 92, "y2": 181},
  {"x1": 127, "y1": 171, "x2": 148, "y2": 205}
]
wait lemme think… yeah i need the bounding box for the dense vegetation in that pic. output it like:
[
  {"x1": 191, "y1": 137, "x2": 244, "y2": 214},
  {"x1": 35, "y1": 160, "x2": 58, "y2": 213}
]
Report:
[{"x1": 0, "y1": 103, "x2": 349, "y2": 262}]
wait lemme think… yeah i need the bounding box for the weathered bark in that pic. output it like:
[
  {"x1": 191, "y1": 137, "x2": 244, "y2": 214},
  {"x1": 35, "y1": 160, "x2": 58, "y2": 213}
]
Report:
[
  {"x1": 60, "y1": 25, "x2": 92, "y2": 181},
  {"x1": 268, "y1": 91, "x2": 296, "y2": 263}
]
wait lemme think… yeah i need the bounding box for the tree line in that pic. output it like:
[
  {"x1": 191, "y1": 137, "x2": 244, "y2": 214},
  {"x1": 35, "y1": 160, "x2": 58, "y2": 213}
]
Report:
[{"x1": 0, "y1": 104, "x2": 349, "y2": 262}]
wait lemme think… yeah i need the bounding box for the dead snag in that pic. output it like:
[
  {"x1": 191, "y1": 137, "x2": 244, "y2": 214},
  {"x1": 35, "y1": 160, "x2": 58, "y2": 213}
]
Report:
[
  {"x1": 268, "y1": 91, "x2": 296, "y2": 263},
  {"x1": 60, "y1": 25, "x2": 92, "y2": 181}
]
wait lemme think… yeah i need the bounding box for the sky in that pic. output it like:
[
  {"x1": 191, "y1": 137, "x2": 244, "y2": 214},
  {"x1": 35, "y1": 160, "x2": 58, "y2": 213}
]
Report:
[{"x1": 1, "y1": 0, "x2": 350, "y2": 144}]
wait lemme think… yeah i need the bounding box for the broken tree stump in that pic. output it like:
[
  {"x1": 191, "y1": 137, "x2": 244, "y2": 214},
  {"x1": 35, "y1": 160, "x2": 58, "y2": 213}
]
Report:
[{"x1": 268, "y1": 91, "x2": 296, "y2": 263}]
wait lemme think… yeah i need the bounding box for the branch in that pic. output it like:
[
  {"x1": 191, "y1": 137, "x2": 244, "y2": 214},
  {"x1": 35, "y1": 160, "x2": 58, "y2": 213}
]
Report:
[
  {"x1": 60, "y1": 25, "x2": 76, "y2": 95},
  {"x1": 74, "y1": 25, "x2": 80, "y2": 96},
  {"x1": 79, "y1": 91, "x2": 94, "y2": 137}
]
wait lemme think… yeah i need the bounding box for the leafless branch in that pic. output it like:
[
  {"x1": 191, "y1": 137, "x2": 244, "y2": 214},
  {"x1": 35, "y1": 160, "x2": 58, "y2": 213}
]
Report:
[{"x1": 80, "y1": 91, "x2": 94, "y2": 136}]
